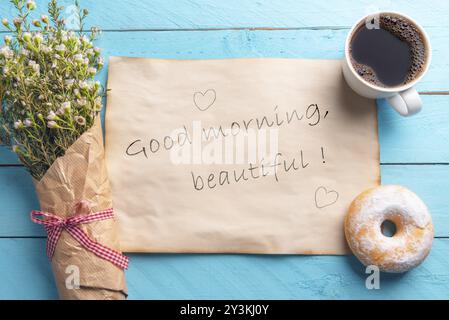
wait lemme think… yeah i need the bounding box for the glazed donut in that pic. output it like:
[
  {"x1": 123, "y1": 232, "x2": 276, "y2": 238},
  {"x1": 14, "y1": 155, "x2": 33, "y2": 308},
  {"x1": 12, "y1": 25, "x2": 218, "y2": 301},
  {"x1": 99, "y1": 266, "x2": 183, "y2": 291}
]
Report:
[{"x1": 345, "y1": 185, "x2": 433, "y2": 273}]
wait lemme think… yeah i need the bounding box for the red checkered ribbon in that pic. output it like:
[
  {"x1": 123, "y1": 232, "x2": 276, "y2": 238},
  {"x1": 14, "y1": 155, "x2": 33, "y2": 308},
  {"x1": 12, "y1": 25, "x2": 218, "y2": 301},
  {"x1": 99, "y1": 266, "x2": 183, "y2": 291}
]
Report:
[{"x1": 31, "y1": 205, "x2": 128, "y2": 270}]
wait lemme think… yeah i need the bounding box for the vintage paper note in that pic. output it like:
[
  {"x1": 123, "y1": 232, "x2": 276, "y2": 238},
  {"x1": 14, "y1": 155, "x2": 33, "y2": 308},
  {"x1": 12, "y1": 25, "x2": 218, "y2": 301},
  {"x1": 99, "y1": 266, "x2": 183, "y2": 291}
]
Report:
[{"x1": 105, "y1": 57, "x2": 379, "y2": 254}]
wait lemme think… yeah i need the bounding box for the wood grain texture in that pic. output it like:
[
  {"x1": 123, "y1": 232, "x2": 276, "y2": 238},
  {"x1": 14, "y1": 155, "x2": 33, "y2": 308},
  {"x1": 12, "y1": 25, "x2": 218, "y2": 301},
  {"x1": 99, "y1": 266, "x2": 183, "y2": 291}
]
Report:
[
  {"x1": 0, "y1": 165, "x2": 448, "y2": 238},
  {"x1": 378, "y1": 95, "x2": 449, "y2": 163},
  {"x1": 0, "y1": 238, "x2": 448, "y2": 299},
  {"x1": 0, "y1": 29, "x2": 449, "y2": 163},
  {"x1": 1, "y1": 0, "x2": 449, "y2": 30}
]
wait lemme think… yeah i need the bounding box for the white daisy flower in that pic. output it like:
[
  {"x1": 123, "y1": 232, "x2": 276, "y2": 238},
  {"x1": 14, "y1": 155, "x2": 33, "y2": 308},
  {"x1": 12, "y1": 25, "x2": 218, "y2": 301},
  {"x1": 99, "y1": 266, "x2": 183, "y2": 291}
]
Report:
[{"x1": 74, "y1": 116, "x2": 86, "y2": 126}]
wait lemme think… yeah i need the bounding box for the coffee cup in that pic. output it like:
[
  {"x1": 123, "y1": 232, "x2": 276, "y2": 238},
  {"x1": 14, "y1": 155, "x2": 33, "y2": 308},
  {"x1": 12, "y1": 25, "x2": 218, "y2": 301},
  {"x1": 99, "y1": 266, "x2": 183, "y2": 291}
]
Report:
[{"x1": 342, "y1": 12, "x2": 431, "y2": 116}]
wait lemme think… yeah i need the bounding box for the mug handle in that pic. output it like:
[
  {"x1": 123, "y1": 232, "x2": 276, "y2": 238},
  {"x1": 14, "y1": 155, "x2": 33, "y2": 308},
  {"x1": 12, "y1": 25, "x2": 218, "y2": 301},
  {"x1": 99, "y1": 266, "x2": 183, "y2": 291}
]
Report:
[{"x1": 386, "y1": 88, "x2": 423, "y2": 116}]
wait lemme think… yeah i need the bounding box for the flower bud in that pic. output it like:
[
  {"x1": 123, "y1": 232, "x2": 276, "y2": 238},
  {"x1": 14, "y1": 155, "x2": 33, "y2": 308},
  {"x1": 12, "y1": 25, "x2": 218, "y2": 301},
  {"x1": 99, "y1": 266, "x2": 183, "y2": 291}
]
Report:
[
  {"x1": 81, "y1": 35, "x2": 90, "y2": 44},
  {"x1": 22, "y1": 32, "x2": 32, "y2": 42},
  {"x1": 24, "y1": 119, "x2": 33, "y2": 127},
  {"x1": 93, "y1": 97, "x2": 102, "y2": 111},
  {"x1": 41, "y1": 15, "x2": 49, "y2": 24},
  {"x1": 13, "y1": 17, "x2": 23, "y2": 27},
  {"x1": 26, "y1": 0, "x2": 36, "y2": 10},
  {"x1": 34, "y1": 33, "x2": 43, "y2": 44},
  {"x1": 14, "y1": 120, "x2": 24, "y2": 129},
  {"x1": 97, "y1": 57, "x2": 104, "y2": 67},
  {"x1": 61, "y1": 101, "x2": 71, "y2": 112},
  {"x1": 46, "y1": 111, "x2": 57, "y2": 121},
  {"x1": 2, "y1": 18, "x2": 8, "y2": 27},
  {"x1": 47, "y1": 120, "x2": 59, "y2": 129},
  {"x1": 32, "y1": 19, "x2": 41, "y2": 27},
  {"x1": 4, "y1": 35, "x2": 12, "y2": 45}
]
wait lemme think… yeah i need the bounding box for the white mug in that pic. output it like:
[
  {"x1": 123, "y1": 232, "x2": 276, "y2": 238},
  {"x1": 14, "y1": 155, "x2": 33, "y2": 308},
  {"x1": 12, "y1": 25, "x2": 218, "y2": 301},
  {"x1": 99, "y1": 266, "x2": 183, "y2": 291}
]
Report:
[{"x1": 342, "y1": 12, "x2": 431, "y2": 116}]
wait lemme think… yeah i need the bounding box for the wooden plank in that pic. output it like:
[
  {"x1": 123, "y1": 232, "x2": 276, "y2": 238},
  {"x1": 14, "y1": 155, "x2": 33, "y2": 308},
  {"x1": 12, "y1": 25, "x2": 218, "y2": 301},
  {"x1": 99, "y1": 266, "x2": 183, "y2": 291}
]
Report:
[
  {"x1": 0, "y1": 239, "x2": 57, "y2": 299},
  {"x1": 1, "y1": 29, "x2": 449, "y2": 163},
  {"x1": 0, "y1": 147, "x2": 18, "y2": 164},
  {"x1": 381, "y1": 165, "x2": 449, "y2": 235},
  {"x1": 0, "y1": 167, "x2": 44, "y2": 237},
  {"x1": 1, "y1": 0, "x2": 449, "y2": 30},
  {"x1": 378, "y1": 95, "x2": 449, "y2": 163},
  {"x1": 0, "y1": 238, "x2": 448, "y2": 299},
  {"x1": 0, "y1": 165, "x2": 448, "y2": 237}
]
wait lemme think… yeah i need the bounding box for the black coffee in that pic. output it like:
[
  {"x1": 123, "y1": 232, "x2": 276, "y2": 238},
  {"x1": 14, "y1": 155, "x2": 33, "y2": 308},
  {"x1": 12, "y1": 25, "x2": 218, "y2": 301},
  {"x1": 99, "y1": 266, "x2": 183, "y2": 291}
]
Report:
[{"x1": 350, "y1": 14, "x2": 426, "y2": 87}]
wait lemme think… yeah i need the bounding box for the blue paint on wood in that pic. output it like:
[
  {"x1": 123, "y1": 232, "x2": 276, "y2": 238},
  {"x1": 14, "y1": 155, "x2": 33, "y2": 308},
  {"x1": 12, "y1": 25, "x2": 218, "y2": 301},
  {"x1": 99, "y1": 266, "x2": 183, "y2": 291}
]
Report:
[
  {"x1": 1, "y1": 0, "x2": 448, "y2": 29},
  {"x1": 0, "y1": 238, "x2": 448, "y2": 299},
  {"x1": 381, "y1": 165, "x2": 449, "y2": 235},
  {"x1": 378, "y1": 95, "x2": 449, "y2": 163},
  {"x1": 0, "y1": 168, "x2": 44, "y2": 237}
]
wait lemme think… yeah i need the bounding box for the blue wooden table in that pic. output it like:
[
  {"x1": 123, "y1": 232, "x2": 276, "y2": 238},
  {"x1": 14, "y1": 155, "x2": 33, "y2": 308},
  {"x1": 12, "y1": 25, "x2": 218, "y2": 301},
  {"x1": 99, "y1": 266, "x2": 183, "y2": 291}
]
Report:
[{"x1": 1, "y1": 0, "x2": 448, "y2": 299}]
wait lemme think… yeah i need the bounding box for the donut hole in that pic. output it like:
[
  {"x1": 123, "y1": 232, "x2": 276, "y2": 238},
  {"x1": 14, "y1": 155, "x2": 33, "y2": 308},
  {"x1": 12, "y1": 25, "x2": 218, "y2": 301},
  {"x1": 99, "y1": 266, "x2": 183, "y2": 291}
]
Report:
[{"x1": 381, "y1": 220, "x2": 397, "y2": 237}]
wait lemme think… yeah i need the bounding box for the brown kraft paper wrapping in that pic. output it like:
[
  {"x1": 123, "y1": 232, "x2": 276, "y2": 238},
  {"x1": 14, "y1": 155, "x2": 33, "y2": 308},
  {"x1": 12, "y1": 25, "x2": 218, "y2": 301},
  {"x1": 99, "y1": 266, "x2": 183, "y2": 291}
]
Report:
[{"x1": 34, "y1": 119, "x2": 127, "y2": 300}]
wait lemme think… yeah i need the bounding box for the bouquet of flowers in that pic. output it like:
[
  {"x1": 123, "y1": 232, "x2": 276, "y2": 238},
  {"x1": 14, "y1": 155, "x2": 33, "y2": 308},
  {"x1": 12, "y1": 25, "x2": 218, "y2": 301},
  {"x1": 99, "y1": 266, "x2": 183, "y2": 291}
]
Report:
[{"x1": 0, "y1": 0, "x2": 127, "y2": 299}]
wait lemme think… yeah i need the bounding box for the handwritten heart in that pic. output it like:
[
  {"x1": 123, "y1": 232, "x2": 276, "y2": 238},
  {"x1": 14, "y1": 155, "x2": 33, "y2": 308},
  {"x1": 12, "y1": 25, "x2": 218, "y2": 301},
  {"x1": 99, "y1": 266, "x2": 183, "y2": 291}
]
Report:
[
  {"x1": 193, "y1": 89, "x2": 216, "y2": 111},
  {"x1": 314, "y1": 186, "x2": 339, "y2": 209}
]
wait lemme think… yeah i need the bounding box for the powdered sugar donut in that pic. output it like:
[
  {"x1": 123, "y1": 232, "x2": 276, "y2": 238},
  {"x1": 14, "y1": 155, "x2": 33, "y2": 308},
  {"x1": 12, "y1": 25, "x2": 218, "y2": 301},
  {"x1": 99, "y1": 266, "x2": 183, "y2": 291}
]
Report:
[{"x1": 345, "y1": 185, "x2": 433, "y2": 273}]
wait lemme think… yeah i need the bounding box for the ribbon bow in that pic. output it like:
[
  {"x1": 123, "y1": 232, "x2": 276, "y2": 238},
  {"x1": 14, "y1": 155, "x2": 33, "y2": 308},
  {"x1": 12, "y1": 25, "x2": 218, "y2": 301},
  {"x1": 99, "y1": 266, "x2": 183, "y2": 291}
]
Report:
[{"x1": 31, "y1": 201, "x2": 128, "y2": 270}]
